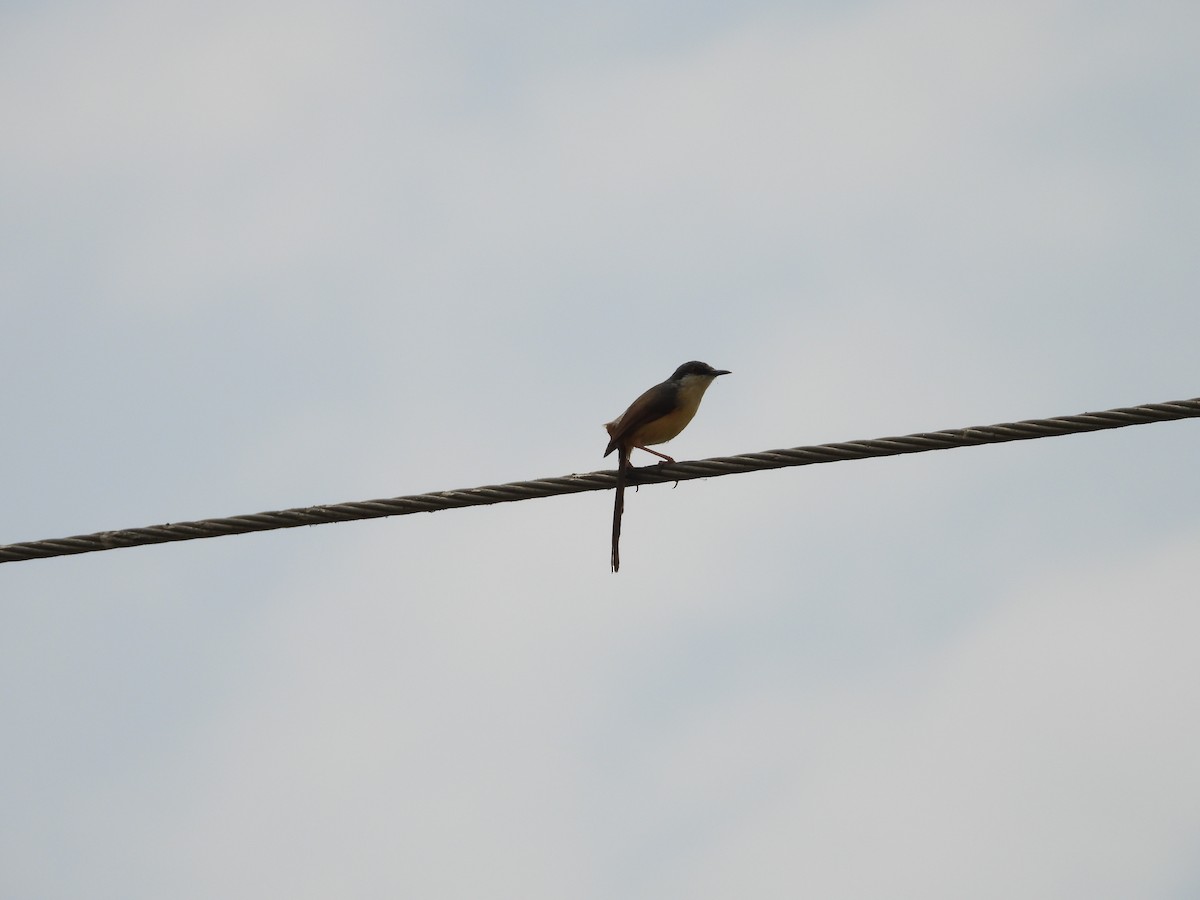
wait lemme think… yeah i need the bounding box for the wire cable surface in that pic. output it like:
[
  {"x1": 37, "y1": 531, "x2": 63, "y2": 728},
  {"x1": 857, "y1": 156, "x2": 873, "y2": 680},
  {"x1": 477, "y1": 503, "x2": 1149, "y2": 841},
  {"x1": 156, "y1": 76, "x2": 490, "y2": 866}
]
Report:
[{"x1": 2, "y1": 396, "x2": 1198, "y2": 565}]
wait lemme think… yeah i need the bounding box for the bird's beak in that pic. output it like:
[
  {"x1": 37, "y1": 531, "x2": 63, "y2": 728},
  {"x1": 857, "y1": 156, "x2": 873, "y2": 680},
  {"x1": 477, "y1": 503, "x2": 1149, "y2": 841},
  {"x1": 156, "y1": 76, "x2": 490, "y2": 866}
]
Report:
[{"x1": 713, "y1": 369, "x2": 732, "y2": 376}]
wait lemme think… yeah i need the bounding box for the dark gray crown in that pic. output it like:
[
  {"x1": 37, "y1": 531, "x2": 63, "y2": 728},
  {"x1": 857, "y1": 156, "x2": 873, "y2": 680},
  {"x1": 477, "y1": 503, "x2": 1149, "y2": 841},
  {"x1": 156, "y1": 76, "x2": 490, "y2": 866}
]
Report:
[{"x1": 670, "y1": 361, "x2": 731, "y2": 380}]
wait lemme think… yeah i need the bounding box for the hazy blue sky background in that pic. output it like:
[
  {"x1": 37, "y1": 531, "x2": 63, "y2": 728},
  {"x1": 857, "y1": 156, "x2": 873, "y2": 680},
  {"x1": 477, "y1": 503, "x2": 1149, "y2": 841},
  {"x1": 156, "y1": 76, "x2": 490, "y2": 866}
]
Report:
[{"x1": 3, "y1": 0, "x2": 1199, "y2": 896}]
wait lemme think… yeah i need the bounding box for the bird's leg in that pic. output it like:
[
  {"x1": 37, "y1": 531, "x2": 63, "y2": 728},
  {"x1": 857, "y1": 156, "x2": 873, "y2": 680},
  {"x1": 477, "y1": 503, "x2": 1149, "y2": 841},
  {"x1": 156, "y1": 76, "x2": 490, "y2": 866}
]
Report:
[{"x1": 635, "y1": 446, "x2": 676, "y2": 464}]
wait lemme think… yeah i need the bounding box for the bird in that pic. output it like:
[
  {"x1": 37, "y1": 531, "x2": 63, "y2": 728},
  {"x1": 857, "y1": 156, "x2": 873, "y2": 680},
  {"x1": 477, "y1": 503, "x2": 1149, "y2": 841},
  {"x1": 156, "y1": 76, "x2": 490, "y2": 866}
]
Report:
[{"x1": 603, "y1": 360, "x2": 731, "y2": 572}]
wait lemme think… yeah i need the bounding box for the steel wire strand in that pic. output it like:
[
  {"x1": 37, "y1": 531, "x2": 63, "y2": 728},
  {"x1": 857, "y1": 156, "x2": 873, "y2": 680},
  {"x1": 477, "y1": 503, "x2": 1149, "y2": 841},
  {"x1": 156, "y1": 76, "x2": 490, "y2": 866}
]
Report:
[{"x1": 2, "y1": 397, "x2": 1197, "y2": 565}]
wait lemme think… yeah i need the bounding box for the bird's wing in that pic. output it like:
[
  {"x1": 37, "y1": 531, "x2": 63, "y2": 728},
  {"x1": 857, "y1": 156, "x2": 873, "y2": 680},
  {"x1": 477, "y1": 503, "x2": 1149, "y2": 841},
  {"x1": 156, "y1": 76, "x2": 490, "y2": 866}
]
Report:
[{"x1": 605, "y1": 381, "x2": 675, "y2": 452}]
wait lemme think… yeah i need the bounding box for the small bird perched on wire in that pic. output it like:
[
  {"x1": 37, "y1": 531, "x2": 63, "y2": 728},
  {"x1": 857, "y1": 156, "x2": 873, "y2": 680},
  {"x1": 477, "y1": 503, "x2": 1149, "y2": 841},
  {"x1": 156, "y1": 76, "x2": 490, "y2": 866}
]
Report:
[{"x1": 603, "y1": 360, "x2": 731, "y2": 572}]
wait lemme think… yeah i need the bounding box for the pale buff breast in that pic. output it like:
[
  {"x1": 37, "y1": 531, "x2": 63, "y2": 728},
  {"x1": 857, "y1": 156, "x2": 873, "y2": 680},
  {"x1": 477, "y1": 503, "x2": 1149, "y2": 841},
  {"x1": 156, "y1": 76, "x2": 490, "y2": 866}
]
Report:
[{"x1": 628, "y1": 376, "x2": 714, "y2": 447}]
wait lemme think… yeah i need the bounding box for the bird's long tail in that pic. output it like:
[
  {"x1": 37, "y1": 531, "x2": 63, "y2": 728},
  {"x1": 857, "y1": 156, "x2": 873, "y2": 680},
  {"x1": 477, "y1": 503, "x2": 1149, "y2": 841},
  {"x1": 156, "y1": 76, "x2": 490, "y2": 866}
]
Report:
[{"x1": 611, "y1": 451, "x2": 628, "y2": 572}]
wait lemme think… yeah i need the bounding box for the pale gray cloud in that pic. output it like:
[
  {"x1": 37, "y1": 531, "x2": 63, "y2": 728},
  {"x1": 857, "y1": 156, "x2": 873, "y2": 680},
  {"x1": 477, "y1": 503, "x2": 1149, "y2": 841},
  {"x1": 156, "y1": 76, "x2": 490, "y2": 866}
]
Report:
[{"x1": 3, "y1": 0, "x2": 1199, "y2": 897}]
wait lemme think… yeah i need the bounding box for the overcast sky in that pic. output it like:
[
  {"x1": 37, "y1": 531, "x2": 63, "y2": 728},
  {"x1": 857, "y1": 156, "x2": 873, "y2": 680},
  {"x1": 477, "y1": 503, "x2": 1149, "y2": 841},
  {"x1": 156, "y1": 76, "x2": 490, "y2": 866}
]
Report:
[{"x1": 3, "y1": 0, "x2": 1200, "y2": 897}]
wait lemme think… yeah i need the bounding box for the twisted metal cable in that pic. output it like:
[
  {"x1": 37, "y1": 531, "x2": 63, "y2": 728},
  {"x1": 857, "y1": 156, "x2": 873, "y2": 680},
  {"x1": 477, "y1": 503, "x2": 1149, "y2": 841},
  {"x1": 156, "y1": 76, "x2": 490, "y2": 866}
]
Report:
[{"x1": 2, "y1": 396, "x2": 1198, "y2": 565}]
